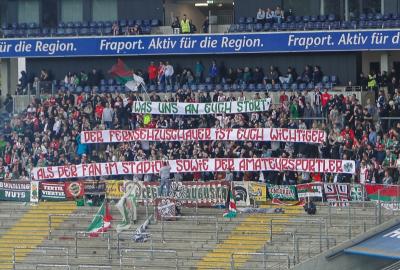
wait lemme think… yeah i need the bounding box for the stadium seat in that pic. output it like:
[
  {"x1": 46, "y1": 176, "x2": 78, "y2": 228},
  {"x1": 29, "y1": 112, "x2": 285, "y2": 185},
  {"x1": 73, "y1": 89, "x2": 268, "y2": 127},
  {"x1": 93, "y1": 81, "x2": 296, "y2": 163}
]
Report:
[
  {"x1": 223, "y1": 84, "x2": 230, "y2": 91},
  {"x1": 81, "y1": 21, "x2": 89, "y2": 28},
  {"x1": 119, "y1": 19, "x2": 127, "y2": 27},
  {"x1": 294, "y1": 16, "x2": 302, "y2": 23},
  {"x1": 263, "y1": 23, "x2": 271, "y2": 32},
  {"x1": 291, "y1": 83, "x2": 298, "y2": 91},
  {"x1": 307, "y1": 82, "x2": 314, "y2": 89},
  {"x1": 151, "y1": 19, "x2": 160, "y2": 27},
  {"x1": 273, "y1": 84, "x2": 281, "y2": 91},
  {"x1": 157, "y1": 84, "x2": 164, "y2": 91},
  {"x1": 280, "y1": 22, "x2": 288, "y2": 31},
  {"x1": 79, "y1": 28, "x2": 89, "y2": 36},
  {"x1": 282, "y1": 83, "x2": 289, "y2": 90},
  {"x1": 28, "y1": 22, "x2": 38, "y2": 29},
  {"x1": 322, "y1": 76, "x2": 330, "y2": 83},
  {"x1": 367, "y1": 13, "x2": 374, "y2": 20},
  {"x1": 245, "y1": 17, "x2": 254, "y2": 24},
  {"x1": 103, "y1": 27, "x2": 112, "y2": 35},
  {"x1": 298, "y1": 83, "x2": 306, "y2": 91},
  {"x1": 74, "y1": 22, "x2": 82, "y2": 28},
  {"x1": 107, "y1": 79, "x2": 114, "y2": 86},
  {"x1": 56, "y1": 28, "x2": 65, "y2": 36},
  {"x1": 328, "y1": 14, "x2": 336, "y2": 22},
  {"x1": 115, "y1": 85, "x2": 123, "y2": 92},
  {"x1": 305, "y1": 22, "x2": 314, "y2": 30},
  {"x1": 166, "y1": 85, "x2": 173, "y2": 92},
  {"x1": 297, "y1": 22, "x2": 305, "y2": 31},
  {"x1": 310, "y1": 15, "x2": 318, "y2": 22},
  {"x1": 266, "y1": 84, "x2": 272, "y2": 91},
  {"x1": 190, "y1": 84, "x2": 197, "y2": 92},
  {"x1": 256, "y1": 83, "x2": 264, "y2": 91},
  {"x1": 228, "y1": 24, "x2": 236, "y2": 32},
  {"x1": 318, "y1": 15, "x2": 327, "y2": 22},
  {"x1": 254, "y1": 23, "x2": 263, "y2": 32},
  {"x1": 205, "y1": 84, "x2": 214, "y2": 92},
  {"x1": 19, "y1": 23, "x2": 27, "y2": 29},
  {"x1": 245, "y1": 24, "x2": 254, "y2": 32},
  {"x1": 248, "y1": 84, "x2": 255, "y2": 91},
  {"x1": 143, "y1": 19, "x2": 150, "y2": 26},
  {"x1": 104, "y1": 21, "x2": 113, "y2": 28},
  {"x1": 330, "y1": 75, "x2": 338, "y2": 84},
  {"x1": 149, "y1": 84, "x2": 156, "y2": 91},
  {"x1": 238, "y1": 17, "x2": 245, "y2": 24},
  {"x1": 231, "y1": 83, "x2": 238, "y2": 91},
  {"x1": 238, "y1": 24, "x2": 246, "y2": 32},
  {"x1": 286, "y1": 16, "x2": 293, "y2": 23},
  {"x1": 142, "y1": 26, "x2": 151, "y2": 34},
  {"x1": 58, "y1": 22, "x2": 66, "y2": 28},
  {"x1": 135, "y1": 19, "x2": 143, "y2": 26},
  {"x1": 65, "y1": 28, "x2": 75, "y2": 36},
  {"x1": 383, "y1": 14, "x2": 391, "y2": 21},
  {"x1": 302, "y1": 15, "x2": 310, "y2": 23}
]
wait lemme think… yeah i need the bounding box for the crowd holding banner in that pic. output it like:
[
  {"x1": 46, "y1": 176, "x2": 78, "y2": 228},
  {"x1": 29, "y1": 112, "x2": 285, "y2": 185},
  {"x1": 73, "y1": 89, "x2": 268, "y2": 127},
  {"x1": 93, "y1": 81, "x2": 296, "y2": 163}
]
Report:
[
  {"x1": 81, "y1": 128, "x2": 326, "y2": 144},
  {"x1": 31, "y1": 158, "x2": 355, "y2": 180},
  {"x1": 131, "y1": 99, "x2": 271, "y2": 115}
]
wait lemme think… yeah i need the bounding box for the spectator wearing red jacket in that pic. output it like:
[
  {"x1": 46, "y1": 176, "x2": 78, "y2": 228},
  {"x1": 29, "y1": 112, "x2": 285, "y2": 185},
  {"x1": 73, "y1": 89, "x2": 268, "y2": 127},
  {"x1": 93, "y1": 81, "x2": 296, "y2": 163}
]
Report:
[
  {"x1": 321, "y1": 88, "x2": 331, "y2": 117},
  {"x1": 147, "y1": 61, "x2": 157, "y2": 85},
  {"x1": 341, "y1": 125, "x2": 355, "y2": 142}
]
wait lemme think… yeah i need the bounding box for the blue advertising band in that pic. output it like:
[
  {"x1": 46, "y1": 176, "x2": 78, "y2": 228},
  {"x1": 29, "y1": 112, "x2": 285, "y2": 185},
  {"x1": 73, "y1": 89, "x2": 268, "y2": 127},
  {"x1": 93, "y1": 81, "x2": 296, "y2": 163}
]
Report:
[{"x1": 0, "y1": 29, "x2": 399, "y2": 58}]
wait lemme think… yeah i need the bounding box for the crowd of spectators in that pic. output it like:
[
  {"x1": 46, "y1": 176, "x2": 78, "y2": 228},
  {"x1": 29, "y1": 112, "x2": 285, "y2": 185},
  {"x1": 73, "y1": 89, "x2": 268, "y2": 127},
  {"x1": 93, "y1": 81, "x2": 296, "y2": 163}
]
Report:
[
  {"x1": 17, "y1": 62, "x2": 329, "y2": 96},
  {"x1": 256, "y1": 6, "x2": 289, "y2": 25},
  {"x1": 3, "y1": 73, "x2": 400, "y2": 185}
]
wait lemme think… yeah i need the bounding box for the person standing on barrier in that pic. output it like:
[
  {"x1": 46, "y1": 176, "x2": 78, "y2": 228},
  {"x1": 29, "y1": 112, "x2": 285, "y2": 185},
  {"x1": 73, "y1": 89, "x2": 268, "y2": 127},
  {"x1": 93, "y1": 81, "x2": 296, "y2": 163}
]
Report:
[{"x1": 159, "y1": 161, "x2": 171, "y2": 197}]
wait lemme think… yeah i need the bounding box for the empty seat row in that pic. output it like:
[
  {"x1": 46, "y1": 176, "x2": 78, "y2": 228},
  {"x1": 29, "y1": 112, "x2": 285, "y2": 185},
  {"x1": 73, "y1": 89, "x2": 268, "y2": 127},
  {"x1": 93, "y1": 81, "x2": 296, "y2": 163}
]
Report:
[
  {"x1": 229, "y1": 19, "x2": 400, "y2": 32},
  {"x1": 1, "y1": 26, "x2": 152, "y2": 38}
]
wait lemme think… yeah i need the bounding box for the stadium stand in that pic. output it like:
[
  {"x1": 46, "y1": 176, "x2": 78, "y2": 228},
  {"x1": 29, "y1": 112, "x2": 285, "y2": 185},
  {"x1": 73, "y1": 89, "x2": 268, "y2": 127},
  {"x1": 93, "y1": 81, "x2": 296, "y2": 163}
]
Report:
[{"x1": 2, "y1": 0, "x2": 400, "y2": 269}]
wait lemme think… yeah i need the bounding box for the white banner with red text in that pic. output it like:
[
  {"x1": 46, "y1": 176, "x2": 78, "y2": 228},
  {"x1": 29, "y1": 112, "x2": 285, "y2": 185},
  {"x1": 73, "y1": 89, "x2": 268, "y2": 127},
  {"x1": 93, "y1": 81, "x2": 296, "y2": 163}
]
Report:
[
  {"x1": 81, "y1": 128, "x2": 326, "y2": 144},
  {"x1": 132, "y1": 99, "x2": 271, "y2": 115},
  {"x1": 31, "y1": 158, "x2": 355, "y2": 180}
]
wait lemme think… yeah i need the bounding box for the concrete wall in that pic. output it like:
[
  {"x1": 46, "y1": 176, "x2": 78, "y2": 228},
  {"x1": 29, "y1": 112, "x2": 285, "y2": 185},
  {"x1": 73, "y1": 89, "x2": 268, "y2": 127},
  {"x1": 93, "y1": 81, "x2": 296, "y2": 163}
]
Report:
[{"x1": 361, "y1": 51, "x2": 400, "y2": 75}]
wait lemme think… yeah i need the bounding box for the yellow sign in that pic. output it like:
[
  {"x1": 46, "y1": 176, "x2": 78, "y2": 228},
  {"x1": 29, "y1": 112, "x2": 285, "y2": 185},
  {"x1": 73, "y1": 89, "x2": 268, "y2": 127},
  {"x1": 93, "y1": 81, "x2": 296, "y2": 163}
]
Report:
[
  {"x1": 249, "y1": 182, "x2": 267, "y2": 202},
  {"x1": 143, "y1": 114, "x2": 151, "y2": 125},
  {"x1": 106, "y1": 180, "x2": 124, "y2": 199}
]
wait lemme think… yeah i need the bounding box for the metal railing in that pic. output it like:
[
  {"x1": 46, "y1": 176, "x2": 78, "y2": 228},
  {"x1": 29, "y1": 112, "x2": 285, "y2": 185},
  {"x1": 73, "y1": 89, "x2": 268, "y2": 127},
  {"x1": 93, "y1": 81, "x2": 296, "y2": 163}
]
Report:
[
  {"x1": 324, "y1": 200, "x2": 382, "y2": 237},
  {"x1": 75, "y1": 231, "x2": 111, "y2": 259},
  {"x1": 160, "y1": 215, "x2": 218, "y2": 243},
  {"x1": 294, "y1": 236, "x2": 337, "y2": 264},
  {"x1": 230, "y1": 252, "x2": 291, "y2": 270},
  {"x1": 119, "y1": 249, "x2": 178, "y2": 270},
  {"x1": 77, "y1": 266, "x2": 112, "y2": 270},
  {"x1": 13, "y1": 246, "x2": 69, "y2": 270},
  {"x1": 48, "y1": 213, "x2": 92, "y2": 240},
  {"x1": 269, "y1": 217, "x2": 327, "y2": 246},
  {"x1": 35, "y1": 264, "x2": 70, "y2": 270}
]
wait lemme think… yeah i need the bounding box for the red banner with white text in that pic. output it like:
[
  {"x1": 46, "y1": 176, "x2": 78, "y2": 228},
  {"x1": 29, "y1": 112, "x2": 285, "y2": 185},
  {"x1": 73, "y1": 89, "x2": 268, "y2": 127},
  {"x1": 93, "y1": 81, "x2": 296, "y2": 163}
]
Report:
[
  {"x1": 31, "y1": 158, "x2": 355, "y2": 180},
  {"x1": 81, "y1": 128, "x2": 326, "y2": 144}
]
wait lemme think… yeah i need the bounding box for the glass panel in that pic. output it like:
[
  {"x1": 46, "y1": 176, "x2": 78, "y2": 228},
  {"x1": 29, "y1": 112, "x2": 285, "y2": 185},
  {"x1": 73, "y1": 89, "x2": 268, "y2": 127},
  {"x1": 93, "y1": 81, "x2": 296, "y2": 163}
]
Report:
[
  {"x1": 61, "y1": 0, "x2": 83, "y2": 22},
  {"x1": 92, "y1": 0, "x2": 117, "y2": 21},
  {"x1": 324, "y1": 0, "x2": 343, "y2": 18},
  {"x1": 18, "y1": 0, "x2": 39, "y2": 23},
  {"x1": 283, "y1": 0, "x2": 314, "y2": 16},
  {"x1": 362, "y1": 0, "x2": 381, "y2": 14}
]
